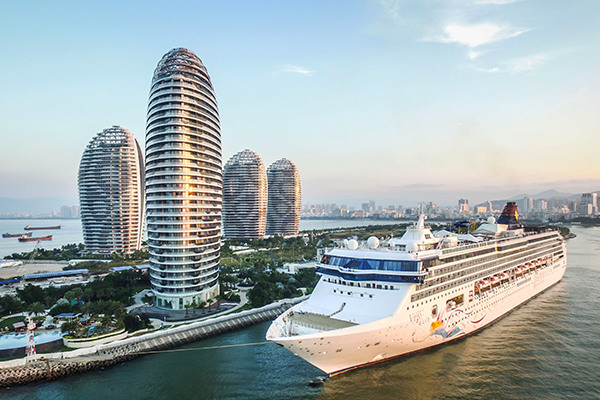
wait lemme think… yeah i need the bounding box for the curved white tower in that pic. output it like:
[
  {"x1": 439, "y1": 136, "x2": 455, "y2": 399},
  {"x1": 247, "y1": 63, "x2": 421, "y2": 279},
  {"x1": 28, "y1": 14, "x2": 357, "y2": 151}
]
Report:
[
  {"x1": 223, "y1": 149, "x2": 267, "y2": 239},
  {"x1": 266, "y1": 158, "x2": 301, "y2": 236},
  {"x1": 145, "y1": 48, "x2": 222, "y2": 310},
  {"x1": 78, "y1": 126, "x2": 144, "y2": 253}
]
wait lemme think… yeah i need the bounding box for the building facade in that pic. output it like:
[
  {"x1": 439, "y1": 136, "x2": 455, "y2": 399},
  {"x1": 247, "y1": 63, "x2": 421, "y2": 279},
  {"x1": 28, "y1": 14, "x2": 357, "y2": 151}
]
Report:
[
  {"x1": 78, "y1": 126, "x2": 144, "y2": 253},
  {"x1": 581, "y1": 192, "x2": 598, "y2": 215},
  {"x1": 266, "y1": 158, "x2": 301, "y2": 236},
  {"x1": 223, "y1": 149, "x2": 268, "y2": 239},
  {"x1": 145, "y1": 48, "x2": 222, "y2": 310}
]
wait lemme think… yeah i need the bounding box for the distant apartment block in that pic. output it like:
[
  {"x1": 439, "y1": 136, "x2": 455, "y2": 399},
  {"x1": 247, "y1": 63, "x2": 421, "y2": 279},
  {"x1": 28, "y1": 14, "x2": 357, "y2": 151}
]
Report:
[
  {"x1": 223, "y1": 149, "x2": 267, "y2": 239},
  {"x1": 458, "y1": 198, "x2": 469, "y2": 213},
  {"x1": 78, "y1": 126, "x2": 144, "y2": 253},
  {"x1": 60, "y1": 205, "x2": 79, "y2": 218},
  {"x1": 266, "y1": 158, "x2": 301, "y2": 236},
  {"x1": 581, "y1": 192, "x2": 598, "y2": 214}
]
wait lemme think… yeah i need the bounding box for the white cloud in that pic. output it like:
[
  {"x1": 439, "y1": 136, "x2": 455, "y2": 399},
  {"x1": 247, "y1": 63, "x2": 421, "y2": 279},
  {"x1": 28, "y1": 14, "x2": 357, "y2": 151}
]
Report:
[
  {"x1": 376, "y1": 0, "x2": 403, "y2": 20},
  {"x1": 471, "y1": 53, "x2": 548, "y2": 73},
  {"x1": 468, "y1": 50, "x2": 483, "y2": 59},
  {"x1": 506, "y1": 53, "x2": 547, "y2": 71},
  {"x1": 472, "y1": 66, "x2": 501, "y2": 73},
  {"x1": 435, "y1": 22, "x2": 529, "y2": 48},
  {"x1": 281, "y1": 64, "x2": 315, "y2": 76}
]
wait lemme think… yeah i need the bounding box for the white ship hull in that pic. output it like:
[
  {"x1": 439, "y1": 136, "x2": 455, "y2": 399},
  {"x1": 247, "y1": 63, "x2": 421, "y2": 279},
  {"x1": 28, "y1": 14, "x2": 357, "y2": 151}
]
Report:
[{"x1": 267, "y1": 249, "x2": 567, "y2": 376}]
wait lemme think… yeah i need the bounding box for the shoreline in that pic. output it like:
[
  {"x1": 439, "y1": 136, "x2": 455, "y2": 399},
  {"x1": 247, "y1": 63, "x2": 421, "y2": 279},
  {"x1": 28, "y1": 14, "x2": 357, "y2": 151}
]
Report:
[{"x1": 0, "y1": 298, "x2": 303, "y2": 387}]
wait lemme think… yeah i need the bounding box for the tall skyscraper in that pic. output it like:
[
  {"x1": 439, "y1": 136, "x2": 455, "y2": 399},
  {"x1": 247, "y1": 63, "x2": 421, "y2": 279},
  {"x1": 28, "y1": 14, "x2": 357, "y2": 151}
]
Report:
[
  {"x1": 78, "y1": 126, "x2": 144, "y2": 253},
  {"x1": 223, "y1": 149, "x2": 267, "y2": 239},
  {"x1": 266, "y1": 158, "x2": 301, "y2": 236},
  {"x1": 146, "y1": 48, "x2": 222, "y2": 310}
]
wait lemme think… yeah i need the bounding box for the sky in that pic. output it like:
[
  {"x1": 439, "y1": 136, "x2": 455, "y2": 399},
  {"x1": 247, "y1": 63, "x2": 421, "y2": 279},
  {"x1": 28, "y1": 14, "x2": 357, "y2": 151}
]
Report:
[{"x1": 1, "y1": 0, "x2": 599, "y2": 208}]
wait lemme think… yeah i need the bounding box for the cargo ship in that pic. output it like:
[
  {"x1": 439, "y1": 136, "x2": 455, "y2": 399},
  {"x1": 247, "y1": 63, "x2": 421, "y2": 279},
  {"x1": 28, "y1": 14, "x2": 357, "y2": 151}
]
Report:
[
  {"x1": 3, "y1": 232, "x2": 33, "y2": 238},
  {"x1": 18, "y1": 235, "x2": 53, "y2": 242},
  {"x1": 266, "y1": 202, "x2": 567, "y2": 376},
  {"x1": 24, "y1": 225, "x2": 61, "y2": 230}
]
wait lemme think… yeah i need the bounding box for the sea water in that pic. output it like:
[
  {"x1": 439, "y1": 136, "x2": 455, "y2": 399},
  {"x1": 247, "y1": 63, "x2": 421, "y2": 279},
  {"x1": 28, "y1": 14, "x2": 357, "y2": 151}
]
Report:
[{"x1": 1, "y1": 225, "x2": 599, "y2": 399}]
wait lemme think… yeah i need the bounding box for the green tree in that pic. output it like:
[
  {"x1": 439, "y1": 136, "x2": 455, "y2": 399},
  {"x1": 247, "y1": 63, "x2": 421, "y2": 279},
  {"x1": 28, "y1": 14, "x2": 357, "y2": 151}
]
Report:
[
  {"x1": 17, "y1": 284, "x2": 45, "y2": 305},
  {"x1": 61, "y1": 320, "x2": 78, "y2": 334},
  {"x1": 29, "y1": 302, "x2": 46, "y2": 316}
]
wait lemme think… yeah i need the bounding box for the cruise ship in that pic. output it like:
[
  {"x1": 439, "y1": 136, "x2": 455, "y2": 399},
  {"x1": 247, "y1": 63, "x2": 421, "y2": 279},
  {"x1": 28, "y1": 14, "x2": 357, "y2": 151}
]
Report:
[{"x1": 266, "y1": 203, "x2": 567, "y2": 376}]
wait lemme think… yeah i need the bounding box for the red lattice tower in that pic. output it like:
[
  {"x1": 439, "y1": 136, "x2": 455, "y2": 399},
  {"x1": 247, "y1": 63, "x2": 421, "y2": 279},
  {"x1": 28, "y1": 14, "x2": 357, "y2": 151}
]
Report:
[{"x1": 26, "y1": 317, "x2": 36, "y2": 357}]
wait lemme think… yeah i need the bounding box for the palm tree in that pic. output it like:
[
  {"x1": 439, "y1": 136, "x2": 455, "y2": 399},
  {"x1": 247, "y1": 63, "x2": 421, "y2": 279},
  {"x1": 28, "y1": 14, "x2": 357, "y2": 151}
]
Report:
[{"x1": 29, "y1": 302, "x2": 45, "y2": 317}]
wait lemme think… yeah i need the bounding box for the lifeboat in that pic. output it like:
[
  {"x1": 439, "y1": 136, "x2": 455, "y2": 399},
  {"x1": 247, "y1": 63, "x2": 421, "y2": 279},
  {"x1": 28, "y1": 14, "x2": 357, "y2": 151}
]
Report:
[
  {"x1": 490, "y1": 275, "x2": 501, "y2": 287},
  {"x1": 479, "y1": 278, "x2": 491, "y2": 291}
]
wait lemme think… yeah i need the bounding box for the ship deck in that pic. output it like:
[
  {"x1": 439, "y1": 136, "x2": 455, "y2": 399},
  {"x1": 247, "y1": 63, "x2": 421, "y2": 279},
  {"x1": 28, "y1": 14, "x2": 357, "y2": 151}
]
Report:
[{"x1": 290, "y1": 312, "x2": 358, "y2": 331}]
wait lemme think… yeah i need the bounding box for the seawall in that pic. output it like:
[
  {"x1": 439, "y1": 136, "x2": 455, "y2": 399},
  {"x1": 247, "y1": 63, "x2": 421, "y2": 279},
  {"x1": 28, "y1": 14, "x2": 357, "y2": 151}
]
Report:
[{"x1": 0, "y1": 298, "x2": 301, "y2": 387}]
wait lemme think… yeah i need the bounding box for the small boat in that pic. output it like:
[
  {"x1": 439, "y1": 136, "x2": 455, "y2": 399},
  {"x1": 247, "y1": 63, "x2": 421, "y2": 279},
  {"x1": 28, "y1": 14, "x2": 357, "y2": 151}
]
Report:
[
  {"x1": 3, "y1": 232, "x2": 32, "y2": 238},
  {"x1": 308, "y1": 377, "x2": 328, "y2": 387},
  {"x1": 24, "y1": 225, "x2": 61, "y2": 230},
  {"x1": 18, "y1": 235, "x2": 52, "y2": 242}
]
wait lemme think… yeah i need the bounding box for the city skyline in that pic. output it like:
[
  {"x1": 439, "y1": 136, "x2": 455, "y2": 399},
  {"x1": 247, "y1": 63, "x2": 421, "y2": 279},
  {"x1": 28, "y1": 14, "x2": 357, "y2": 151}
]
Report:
[{"x1": 1, "y1": 1, "x2": 599, "y2": 206}]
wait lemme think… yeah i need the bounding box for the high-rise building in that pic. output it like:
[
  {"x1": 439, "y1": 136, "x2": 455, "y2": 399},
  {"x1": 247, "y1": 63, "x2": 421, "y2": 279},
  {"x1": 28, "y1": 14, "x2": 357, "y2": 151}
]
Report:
[
  {"x1": 78, "y1": 126, "x2": 144, "y2": 253},
  {"x1": 458, "y1": 198, "x2": 469, "y2": 213},
  {"x1": 222, "y1": 149, "x2": 267, "y2": 239},
  {"x1": 266, "y1": 158, "x2": 301, "y2": 236},
  {"x1": 145, "y1": 48, "x2": 222, "y2": 310},
  {"x1": 581, "y1": 192, "x2": 598, "y2": 214}
]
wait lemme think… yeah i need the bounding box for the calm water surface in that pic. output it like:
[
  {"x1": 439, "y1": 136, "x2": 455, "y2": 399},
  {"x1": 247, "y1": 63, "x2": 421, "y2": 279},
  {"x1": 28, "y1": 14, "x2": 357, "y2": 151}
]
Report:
[
  {"x1": 2, "y1": 225, "x2": 599, "y2": 399},
  {"x1": 0, "y1": 218, "x2": 402, "y2": 258},
  {"x1": 0, "y1": 219, "x2": 83, "y2": 258}
]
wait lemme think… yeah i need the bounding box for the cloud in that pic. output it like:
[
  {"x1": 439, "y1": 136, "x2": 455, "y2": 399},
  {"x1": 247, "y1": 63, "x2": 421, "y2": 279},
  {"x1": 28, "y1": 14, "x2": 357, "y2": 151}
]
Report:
[
  {"x1": 472, "y1": 66, "x2": 501, "y2": 73},
  {"x1": 506, "y1": 53, "x2": 547, "y2": 71},
  {"x1": 468, "y1": 50, "x2": 483, "y2": 59},
  {"x1": 376, "y1": 0, "x2": 403, "y2": 20},
  {"x1": 280, "y1": 64, "x2": 315, "y2": 76},
  {"x1": 433, "y1": 22, "x2": 530, "y2": 48},
  {"x1": 470, "y1": 53, "x2": 548, "y2": 73}
]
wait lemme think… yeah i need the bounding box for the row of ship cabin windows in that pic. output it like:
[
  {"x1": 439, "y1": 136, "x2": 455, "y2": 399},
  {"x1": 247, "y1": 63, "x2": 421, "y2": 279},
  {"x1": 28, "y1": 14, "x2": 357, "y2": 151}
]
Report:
[
  {"x1": 324, "y1": 277, "x2": 396, "y2": 291},
  {"x1": 318, "y1": 268, "x2": 422, "y2": 284}
]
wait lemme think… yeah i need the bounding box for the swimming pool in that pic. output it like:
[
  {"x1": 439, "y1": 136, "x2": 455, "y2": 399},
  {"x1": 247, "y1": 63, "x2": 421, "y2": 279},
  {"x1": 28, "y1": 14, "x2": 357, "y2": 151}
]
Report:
[{"x1": 0, "y1": 331, "x2": 64, "y2": 350}]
